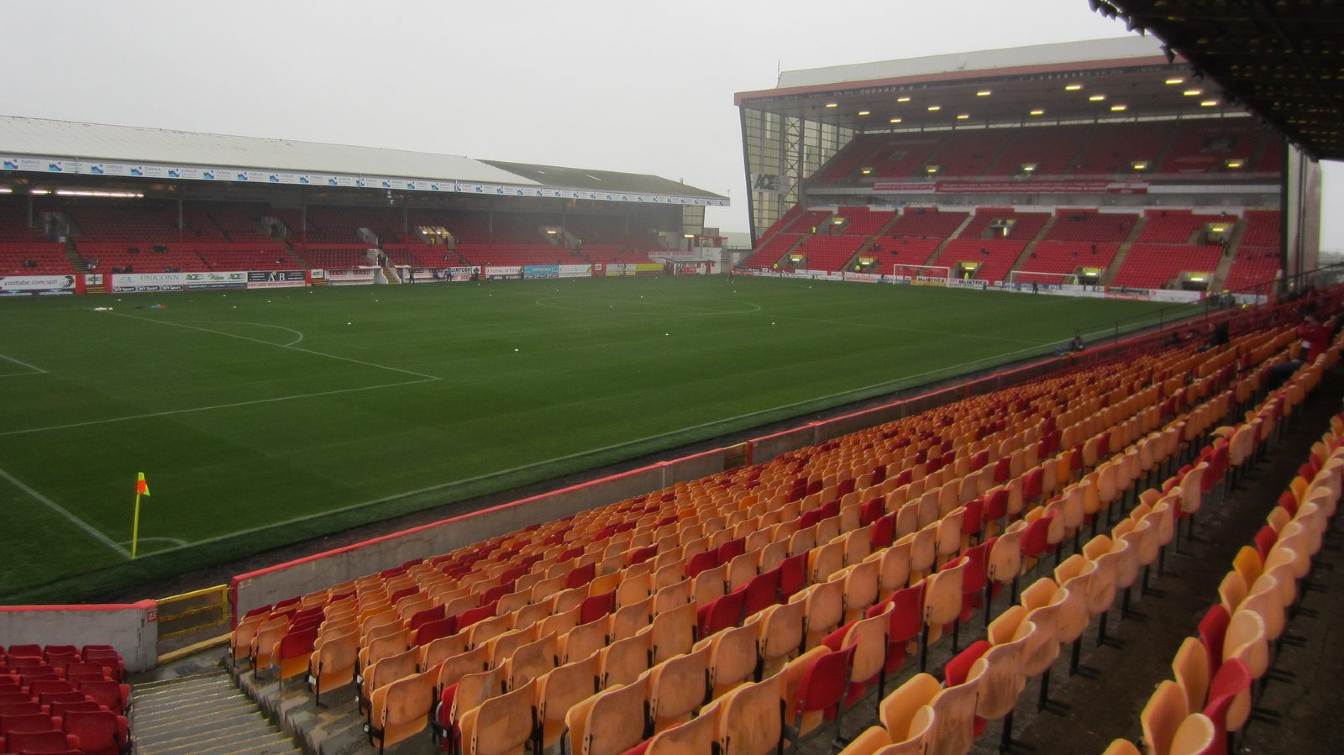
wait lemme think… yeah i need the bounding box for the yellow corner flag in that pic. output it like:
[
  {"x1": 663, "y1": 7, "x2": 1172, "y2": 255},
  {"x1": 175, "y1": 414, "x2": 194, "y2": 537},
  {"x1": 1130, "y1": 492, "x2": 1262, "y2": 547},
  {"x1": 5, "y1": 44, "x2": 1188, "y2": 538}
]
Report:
[{"x1": 131, "y1": 472, "x2": 149, "y2": 558}]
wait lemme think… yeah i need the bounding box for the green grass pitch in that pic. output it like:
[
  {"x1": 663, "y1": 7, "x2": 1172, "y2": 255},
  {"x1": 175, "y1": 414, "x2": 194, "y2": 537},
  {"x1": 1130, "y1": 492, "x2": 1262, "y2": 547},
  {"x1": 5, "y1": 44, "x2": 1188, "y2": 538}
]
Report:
[{"x1": 0, "y1": 276, "x2": 1189, "y2": 602}]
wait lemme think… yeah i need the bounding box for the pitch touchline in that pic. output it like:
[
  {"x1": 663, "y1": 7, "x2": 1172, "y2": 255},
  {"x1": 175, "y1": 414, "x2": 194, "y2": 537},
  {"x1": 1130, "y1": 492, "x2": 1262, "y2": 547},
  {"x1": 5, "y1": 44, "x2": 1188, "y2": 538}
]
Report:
[
  {"x1": 0, "y1": 378, "x2": 438, "y2": 437},
  {"x1": 0, "y1": 352, "x2": 47, "y2": 376},
  {"x1": 106, "y1": 312, "x2": 439, "y2": 381},
  {"x1": 0, "y1": 465, "x2": 130, "y2": 559}
]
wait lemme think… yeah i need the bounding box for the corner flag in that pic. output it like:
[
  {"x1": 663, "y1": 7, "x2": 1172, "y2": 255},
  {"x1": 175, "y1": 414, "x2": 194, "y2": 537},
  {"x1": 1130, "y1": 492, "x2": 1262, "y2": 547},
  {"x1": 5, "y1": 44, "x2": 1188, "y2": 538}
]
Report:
[{"x1": 131, "y1": 473, "x2": 150, "y2": 558}]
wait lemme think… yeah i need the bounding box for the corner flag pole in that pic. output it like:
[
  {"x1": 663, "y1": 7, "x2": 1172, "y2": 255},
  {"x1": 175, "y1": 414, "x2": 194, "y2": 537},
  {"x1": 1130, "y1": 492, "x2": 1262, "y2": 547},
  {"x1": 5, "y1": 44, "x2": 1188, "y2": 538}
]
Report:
[{"x1": 131, "y1": 472, "x2": 150, "y2": 558}]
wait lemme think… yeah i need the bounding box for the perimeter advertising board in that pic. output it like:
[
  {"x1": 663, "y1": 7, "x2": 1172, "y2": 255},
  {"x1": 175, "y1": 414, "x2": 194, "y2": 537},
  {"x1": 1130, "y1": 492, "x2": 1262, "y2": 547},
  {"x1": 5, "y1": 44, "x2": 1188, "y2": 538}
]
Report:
[{"x1": 0, "y1": 274, "x2": 77, "y2": 296}]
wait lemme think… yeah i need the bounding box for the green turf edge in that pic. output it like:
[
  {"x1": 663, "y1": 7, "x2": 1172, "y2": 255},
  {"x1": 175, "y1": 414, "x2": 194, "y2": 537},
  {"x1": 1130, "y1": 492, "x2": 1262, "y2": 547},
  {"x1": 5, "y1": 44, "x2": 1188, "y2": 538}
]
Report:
[{"x1": 0, "y1": 305, "x2": 1197, "y2": 605}]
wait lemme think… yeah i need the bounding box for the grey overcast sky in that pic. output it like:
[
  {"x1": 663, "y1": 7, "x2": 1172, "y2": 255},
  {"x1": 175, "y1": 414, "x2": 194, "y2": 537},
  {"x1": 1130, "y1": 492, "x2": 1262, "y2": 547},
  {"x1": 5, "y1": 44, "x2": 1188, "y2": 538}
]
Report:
[{"x1": 0, "y1": 0, "x2": 1337, "y2": 246}]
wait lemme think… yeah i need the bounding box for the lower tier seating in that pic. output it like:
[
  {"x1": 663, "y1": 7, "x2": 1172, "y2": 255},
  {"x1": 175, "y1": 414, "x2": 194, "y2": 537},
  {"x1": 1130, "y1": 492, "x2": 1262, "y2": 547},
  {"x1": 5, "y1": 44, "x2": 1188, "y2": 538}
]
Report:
[{"x1": 1111, "y1": 245, "x2": 1224, "y2": 289}]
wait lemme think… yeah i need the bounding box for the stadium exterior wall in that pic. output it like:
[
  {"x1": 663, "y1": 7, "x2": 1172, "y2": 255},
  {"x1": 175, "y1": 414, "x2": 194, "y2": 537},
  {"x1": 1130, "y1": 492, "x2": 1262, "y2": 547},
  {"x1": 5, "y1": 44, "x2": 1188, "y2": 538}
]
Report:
[{"x1": 0, "y1": 601, "x2": 157, "y2": 671}]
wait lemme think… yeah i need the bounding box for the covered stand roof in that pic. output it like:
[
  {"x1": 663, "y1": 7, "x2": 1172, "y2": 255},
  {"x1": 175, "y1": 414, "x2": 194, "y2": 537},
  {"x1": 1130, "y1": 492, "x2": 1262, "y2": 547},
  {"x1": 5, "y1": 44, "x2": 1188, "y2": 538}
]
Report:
[
  {"x1": 734, "y1": 37, "x2": 1247, "y2": 130},
  {"x1": 1093, "y1": 0, "x2": 1343, "y2": 161},
  {"x1": 0, "y1": 115, "x2": 727, "y2": 206}
]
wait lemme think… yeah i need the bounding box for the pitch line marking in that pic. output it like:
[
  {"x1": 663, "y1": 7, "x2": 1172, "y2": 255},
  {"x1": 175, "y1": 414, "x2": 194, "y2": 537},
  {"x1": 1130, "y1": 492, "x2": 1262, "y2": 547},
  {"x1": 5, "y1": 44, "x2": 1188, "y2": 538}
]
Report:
[
  {"x1": 0, "y1": 352, "x2": 47, "y2": 376},
  {"x1": 137, "y1": 335, "x2": 1121, "y2": 558},
  {"x1": 118, "y1": 536, "x2": 188, "y2": 548},
  {"x1": 0, "y1": 377, "x2": 437, "y2": 438},
  {"x1": 107, "y1": 312, "x2": 440, "y2": 381},
  {"x1": 0, "y1": 465, "x2": 130, "y2": 559},
  {"x1": 217, "y1": 321, "x2": 306, "y2": 347}
]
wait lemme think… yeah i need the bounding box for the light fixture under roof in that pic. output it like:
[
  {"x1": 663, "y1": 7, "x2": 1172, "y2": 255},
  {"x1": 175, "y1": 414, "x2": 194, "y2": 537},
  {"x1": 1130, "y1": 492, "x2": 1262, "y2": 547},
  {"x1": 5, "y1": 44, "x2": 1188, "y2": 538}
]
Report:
[
  {"x1": 861, "y1": 167, "x2": 873, "y2": 175},
  {"x1": 976, "y1": 90, "x2": 992, "y2": 97},
  {"x1": 1200, "y1": 100, "x2": 1219, "y2": 107},
  {"x1": 1110, "y1": 104, "x2": 1128, "y2": 112},
  {"x1": 1021, "y1": 163, "x2": 1037, "y2": 173},
  {"x1": 1029, "y1": 109, "x2": 1045, "y2": 116},
  {"x1": 1165, "y1": 77, "x2": 1185, "y2": 85},
  {"x1": 889, "y1": 117, "x2": 902, "y2": 124},
  {"x1": 1089, "y1": 94, "x2": 1107, "y2": 102},
  {"x1": 925, "y1": 165, "x2": 940, "y2": 174},
  {"x1": 956, "y1": 114, "x2": 970, "y2": 120},
  {"x1": 1131, "y1": 161, "x2": 1149, "y2": 171},
  {"x1": 857, "y1": 110, "x2": 870, "y2": 116},
  {"x1": 1065, "y1": 83, "x2": 1083, "y2": 91},
  {"x1": 1225, "y1": 159, "x2": 1245, "y2": 169},
  {"x1": 0, "y1": 187, "x2": 11, "y2": 194},
  {"x1": 897, "y1": 96, "x2": 911, "y2": 103},
  {"x1": 825, "y1": 102, "x2": 838, "y2": 109},
  {"x1": 1183, "y1": 89, "x2": 1203, "y2": 96},
  {"x1": 927, "y1": 105, "x2": 941, "y2": 112}
]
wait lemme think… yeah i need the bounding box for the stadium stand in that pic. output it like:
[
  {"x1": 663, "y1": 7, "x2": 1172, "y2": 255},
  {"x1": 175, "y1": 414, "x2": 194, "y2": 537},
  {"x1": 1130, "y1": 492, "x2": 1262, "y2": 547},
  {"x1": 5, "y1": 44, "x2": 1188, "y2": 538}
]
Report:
[
  {"x1": 742, "y1": 233, "x2": 804, "y2": 269},
  {"x1": 1111, "y1": 244, "x2": 1224, "y2": 289},
  {"x1": 1223, "y1": 246, "x2": 1281, "y2": 293},
  {"x1": 0, "y1": 242, "x2": 71, "y2": 275},
  {"x1": 875, "y1": 237, "x2": 944, "y2": 267},
  {"x1": 835, "y1": 207, "x2": 895, "y2": 237},
  {"x1": 1108, "y1": 398, "x2": 1343, "y2": 755},
  {"x1": 933, "y1": 238, "x2": 1028, "y2": 282},
  {"x1": 804, "y1": 121, "x2": 1279, "y2": 187},
  {"x1": 795, "y1": 235, "x2": 868, "y2": 272},
  {"x1": 1240, "y1": 210, "x2": 1281, "y2": 247},
  {"x1": 1044, "y1": 210, "x2": 1137, "y2": 244},
  {"x1": 1015, "y1": 241, "x2": 1120, "y2": 284},
  {"x1": 0, "y1": 645, "x2": 132, "y2": 753},
  {"x1": 227, "y1": 303, "x2": 1332, "y2": 755},
  {"x1": 958, "y1": 209, "x2": 1050, "y2": 242},
  {"x1": 1138, "y1": 211, "x2": 1229, "y2": 244},
  {"x1": 886, "y1": 208, "x2": 968, "y2": 239}
]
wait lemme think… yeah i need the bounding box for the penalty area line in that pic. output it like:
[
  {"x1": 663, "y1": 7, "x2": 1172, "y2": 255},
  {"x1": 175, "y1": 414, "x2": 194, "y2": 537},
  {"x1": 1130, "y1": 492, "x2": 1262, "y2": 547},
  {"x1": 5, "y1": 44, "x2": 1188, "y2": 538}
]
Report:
[{"x1": 0, "y1": 352, "x2": 47, "y2": 376}]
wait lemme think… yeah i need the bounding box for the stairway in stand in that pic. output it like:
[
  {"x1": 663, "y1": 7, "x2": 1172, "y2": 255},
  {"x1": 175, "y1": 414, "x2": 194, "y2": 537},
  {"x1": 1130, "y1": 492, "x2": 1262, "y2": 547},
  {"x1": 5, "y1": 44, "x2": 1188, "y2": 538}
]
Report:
[{"x1": 133, "y1": 667, "x2": 299, "y2": 754}]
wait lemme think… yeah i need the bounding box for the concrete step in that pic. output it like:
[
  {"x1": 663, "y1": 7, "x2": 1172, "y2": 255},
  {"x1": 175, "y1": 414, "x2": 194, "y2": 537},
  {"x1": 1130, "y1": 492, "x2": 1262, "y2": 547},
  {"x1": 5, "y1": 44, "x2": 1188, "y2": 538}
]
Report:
[
  {"x1": 132, "y1": 666, "x2": 297, "y2": 755},
  {"x1": 139, "y1": 716, "x2": 277, "y2": 752}
]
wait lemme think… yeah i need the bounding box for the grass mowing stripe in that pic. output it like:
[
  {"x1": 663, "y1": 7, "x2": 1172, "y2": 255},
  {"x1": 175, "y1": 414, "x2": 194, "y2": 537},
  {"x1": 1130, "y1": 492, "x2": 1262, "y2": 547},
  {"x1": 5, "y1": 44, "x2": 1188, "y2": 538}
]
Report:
[
  {"x1": 0, "y1": 465, "x2": 129, "y2": 558},
  {"x1": 0, "y1": 377, "x2": 438, "y2": 438},
  {"x1": 106, "y1": 312, "x2": 442, "y2": 381}
]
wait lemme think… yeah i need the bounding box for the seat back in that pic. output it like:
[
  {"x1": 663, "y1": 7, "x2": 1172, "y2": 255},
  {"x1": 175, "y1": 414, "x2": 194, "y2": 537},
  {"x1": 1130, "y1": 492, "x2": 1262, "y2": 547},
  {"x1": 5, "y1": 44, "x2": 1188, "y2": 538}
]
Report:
[
  {"x1": 719, "y1": 673, "x2": 783, "y2": 755},
  {"x1": 1139, "y1": 680, "x2": 1187, "y2": 755},
  {"x1": 462, "y1": 678, "x2": 537, "y2": 755}
]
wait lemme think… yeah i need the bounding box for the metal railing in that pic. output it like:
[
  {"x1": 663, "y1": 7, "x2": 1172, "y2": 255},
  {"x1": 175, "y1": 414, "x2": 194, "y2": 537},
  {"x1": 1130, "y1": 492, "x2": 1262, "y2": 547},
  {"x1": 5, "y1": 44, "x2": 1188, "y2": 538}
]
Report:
[{"x1": 155, "y1": 584, "x2": 230, "y2": 644}]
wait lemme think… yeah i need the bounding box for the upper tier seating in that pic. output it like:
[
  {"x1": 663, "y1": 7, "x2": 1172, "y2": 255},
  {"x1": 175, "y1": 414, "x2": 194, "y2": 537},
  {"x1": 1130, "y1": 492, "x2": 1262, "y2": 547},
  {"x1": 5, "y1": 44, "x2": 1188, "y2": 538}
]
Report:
[
  {"x1": 1073, "y1": 123, "x2": 1172, "y2": 175},
  {"x1": 1111, "y1": 244, "x2": 1224, "y2": 289},
  {"x1": 1015, "y1": 241, "x2": 1120, "y2": 283},
  {"x1": 1160, "y1": 123, "x2": 1259, "y2": 174},
  {"x1": 986, "y1": 127, "x2": 1089, "y2": 176},
  {"x1": 872, "y1": 237, "x2": 945, "y2": 267},
  {"x1": 886, "y1": 208, "x2": 968, "y2": 239},
  {"x1": 0, "y1": 242, "x2": 71, "y2": 275},
  {"x1": 1044, "y1": 211, "x2": 1137, "y2": 243},
  {"x1": 806, "y1": 120, "x2": 1281, "y2": 186},
  {"x1": 934, "y1": 239, "x2": 1027, "y2": 282}
]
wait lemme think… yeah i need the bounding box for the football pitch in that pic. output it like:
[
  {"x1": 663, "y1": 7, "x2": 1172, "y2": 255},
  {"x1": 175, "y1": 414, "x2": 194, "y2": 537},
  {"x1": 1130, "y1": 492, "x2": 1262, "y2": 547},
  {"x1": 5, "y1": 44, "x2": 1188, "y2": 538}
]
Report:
[{"x1": 0, "y1": 276, "x2": 1191, "y2": 602}]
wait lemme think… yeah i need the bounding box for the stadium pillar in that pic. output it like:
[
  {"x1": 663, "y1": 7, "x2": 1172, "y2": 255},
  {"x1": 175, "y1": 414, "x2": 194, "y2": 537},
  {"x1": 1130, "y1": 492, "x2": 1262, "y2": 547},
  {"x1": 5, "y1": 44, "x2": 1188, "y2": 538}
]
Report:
[
  {"x1": 176, "y1": 199, "x2": 183, "y2": 233},
  {"x1": 402, "y1": 204, "x2": 409, "y2": 234},
  {"x1": 300, "y1": 203, "x2": 307, "y2": 235}
]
